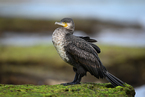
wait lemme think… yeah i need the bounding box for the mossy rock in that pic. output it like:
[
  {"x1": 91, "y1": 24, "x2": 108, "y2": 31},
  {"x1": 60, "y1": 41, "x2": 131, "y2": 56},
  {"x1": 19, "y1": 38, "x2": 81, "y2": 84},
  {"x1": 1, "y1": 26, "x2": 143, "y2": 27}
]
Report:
[{"x1": 0, "y1": 83, "x2": 135, "y2": 97}]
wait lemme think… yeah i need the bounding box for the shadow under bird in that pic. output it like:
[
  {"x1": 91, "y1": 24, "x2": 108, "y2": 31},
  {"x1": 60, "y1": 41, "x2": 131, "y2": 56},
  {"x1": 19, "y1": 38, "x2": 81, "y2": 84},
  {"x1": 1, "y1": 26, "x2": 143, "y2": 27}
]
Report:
[{"x1": 52, "y1": 18, "x2": 125, "y2": 87}]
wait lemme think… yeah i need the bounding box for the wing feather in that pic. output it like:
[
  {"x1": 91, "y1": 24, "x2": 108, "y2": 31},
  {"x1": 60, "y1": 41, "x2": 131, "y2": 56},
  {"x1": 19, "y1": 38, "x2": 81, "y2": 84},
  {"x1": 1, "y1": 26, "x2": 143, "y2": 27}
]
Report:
[
  {"x1": 78, "y1": 36, "x2": 97, "y2": 42},
  {"x1": 66, "y1": 40, "x2": 105, "y2": 78},
  {"x1": 78, "y1": 36, "x2": 101, "y2": 53}
]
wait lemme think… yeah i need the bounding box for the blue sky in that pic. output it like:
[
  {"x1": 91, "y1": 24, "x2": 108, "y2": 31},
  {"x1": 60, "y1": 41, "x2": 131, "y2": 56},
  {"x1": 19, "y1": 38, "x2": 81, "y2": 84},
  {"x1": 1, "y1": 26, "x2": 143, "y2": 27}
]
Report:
[{"x1": 0, "y1": 0, "x2": 145, "y2": 25}]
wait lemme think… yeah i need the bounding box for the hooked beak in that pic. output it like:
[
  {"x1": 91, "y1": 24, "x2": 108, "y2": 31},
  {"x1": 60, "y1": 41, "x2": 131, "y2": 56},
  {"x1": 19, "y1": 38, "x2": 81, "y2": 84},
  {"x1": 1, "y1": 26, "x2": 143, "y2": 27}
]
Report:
[{"x1": 55, "y1": 22, "x2": 68, "y2": 27}]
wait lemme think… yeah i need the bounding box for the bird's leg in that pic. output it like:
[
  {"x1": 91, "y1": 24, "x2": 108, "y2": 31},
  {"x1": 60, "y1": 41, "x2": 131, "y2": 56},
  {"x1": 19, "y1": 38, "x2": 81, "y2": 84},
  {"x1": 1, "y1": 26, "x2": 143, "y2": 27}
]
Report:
[
  {"x1": 61, "y1": 73, "x2": 81, "y2": 86},
  {"x1": 72, "y1": 73, "x2": 79, "y2": 83},
  {"x1": 61, "y1": 67, "x2": 86, "y2": 86},
  {"x1": 75, "y1": 74, "x2": 83, "y2": 83}
]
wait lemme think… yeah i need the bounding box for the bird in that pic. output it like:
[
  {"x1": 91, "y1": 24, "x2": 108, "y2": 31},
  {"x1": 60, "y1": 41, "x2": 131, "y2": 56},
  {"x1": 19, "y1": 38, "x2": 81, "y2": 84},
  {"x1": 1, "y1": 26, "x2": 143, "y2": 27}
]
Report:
[{"x1": 52, "y1": 18, "x2": 125, "y2": 87}]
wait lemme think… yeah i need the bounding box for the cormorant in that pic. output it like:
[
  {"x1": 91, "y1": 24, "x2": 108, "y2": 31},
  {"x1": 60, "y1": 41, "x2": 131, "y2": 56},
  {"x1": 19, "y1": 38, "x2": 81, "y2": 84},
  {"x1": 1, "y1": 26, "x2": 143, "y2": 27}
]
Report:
[{"x1": 52, "y1": 18, "x2": 125, "y2": 87}]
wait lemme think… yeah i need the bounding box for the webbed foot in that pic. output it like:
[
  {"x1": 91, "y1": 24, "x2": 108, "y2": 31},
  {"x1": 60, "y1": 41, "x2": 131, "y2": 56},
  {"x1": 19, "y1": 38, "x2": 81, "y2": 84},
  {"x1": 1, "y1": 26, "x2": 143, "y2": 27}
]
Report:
[{"x1": 61, "y1": 81, "x2": 80, "y2": 86}]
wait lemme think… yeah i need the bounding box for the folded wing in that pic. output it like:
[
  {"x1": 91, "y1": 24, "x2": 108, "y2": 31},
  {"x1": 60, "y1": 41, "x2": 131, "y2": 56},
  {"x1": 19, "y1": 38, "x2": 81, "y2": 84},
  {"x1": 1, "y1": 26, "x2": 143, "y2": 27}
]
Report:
[{"x1": 66, "y1": 39, "x2": 106, "y2": 78}]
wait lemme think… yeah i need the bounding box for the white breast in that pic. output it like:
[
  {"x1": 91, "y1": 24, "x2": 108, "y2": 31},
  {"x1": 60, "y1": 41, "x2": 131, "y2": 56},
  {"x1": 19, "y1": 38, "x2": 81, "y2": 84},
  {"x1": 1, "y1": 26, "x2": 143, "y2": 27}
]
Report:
[{"x1": 52, "y1": 28, "x2": 69, "y2": 62}]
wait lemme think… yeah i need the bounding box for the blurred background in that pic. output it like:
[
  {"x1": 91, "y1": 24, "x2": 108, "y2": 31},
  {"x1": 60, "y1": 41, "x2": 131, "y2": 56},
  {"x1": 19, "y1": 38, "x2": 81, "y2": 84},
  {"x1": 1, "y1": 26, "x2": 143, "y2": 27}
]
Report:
[{"x1": 0, "y1": 0, "x2": 145, "y2": 96}]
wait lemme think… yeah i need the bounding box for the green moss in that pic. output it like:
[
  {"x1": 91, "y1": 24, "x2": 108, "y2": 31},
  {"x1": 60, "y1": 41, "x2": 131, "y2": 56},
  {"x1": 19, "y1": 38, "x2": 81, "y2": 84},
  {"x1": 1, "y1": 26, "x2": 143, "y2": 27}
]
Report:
[{"x1": 0, "y1": 83, "x2": 135, "y2": 97}]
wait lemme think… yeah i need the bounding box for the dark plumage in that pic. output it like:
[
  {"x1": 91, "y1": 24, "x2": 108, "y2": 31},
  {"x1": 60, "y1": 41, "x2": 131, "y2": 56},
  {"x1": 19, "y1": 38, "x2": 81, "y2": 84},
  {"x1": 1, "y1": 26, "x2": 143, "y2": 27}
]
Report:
[{"x1": 52, "y1": 18, "x2": 125, "y2": 87}]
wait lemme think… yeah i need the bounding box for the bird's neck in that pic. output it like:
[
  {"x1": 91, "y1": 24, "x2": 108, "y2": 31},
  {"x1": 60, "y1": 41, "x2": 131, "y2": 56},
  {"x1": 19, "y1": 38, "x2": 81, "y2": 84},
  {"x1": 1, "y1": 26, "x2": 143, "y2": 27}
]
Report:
[{"x1": 66, "y1": 29, "x2": 74, "y2": 34}]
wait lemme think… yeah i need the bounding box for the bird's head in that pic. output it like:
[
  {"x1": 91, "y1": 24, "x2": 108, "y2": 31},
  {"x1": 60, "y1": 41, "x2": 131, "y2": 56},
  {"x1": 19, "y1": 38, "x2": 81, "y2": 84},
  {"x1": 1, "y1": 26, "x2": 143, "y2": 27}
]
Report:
[{"x1": 55, "y1": 18, "x2": 75, "y2": 31}]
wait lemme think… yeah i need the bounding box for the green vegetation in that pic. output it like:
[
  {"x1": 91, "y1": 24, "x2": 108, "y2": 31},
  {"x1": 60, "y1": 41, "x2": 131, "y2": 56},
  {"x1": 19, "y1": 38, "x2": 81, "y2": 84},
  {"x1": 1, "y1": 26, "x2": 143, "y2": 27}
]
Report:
[
  {"x1": 98, "y1": 45, "x2": 145, "y2": 66},
  {"x1": 0, "y1": 45, "x2": 64, "y2": 67},
  {"x1": 0, "y1": 83, "x2": 135, "y2": 97},
  {"x1": 0, "y1": 45, "x2": 145, "y2": 66}
]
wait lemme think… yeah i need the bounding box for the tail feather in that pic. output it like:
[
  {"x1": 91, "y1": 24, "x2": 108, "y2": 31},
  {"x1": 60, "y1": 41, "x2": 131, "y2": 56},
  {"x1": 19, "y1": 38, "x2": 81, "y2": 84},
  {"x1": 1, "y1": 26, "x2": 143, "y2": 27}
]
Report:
[
  {"x1": 105, "y1": 73, "x2": 119, "y2": 86},
  {"x1": 105, "y1": 72, "x2": 125, "y2": 87}
]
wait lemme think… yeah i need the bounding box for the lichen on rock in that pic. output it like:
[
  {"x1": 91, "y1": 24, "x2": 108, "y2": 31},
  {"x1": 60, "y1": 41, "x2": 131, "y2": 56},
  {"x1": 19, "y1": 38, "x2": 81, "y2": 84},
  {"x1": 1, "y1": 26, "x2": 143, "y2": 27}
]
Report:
[{"x1": 0, "y1": 83, "x2": 135, "y2": 97}]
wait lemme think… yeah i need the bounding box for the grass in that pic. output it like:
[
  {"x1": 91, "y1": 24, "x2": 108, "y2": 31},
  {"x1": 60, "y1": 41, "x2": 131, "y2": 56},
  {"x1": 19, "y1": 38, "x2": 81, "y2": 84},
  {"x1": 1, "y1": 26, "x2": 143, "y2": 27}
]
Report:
[
  {"x1": 0, "y1": 83, "x2": 135, "y2": 97},
  {"x1": 0, "y1": 45, "x2": 62, "y2": 66},
  {"x1": 0, "y1": 44, "x2": 145, "y2": 66},
  {"x1": 98, "y1": 45, "x2": 145, "y2": 66}
]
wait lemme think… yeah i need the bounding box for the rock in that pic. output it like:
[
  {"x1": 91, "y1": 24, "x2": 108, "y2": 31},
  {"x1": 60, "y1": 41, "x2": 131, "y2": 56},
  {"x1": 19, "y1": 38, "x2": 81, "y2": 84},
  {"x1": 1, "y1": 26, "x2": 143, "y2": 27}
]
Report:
[{"x1": 0, "y1": 83, "x2": 135, "y2": 97}]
